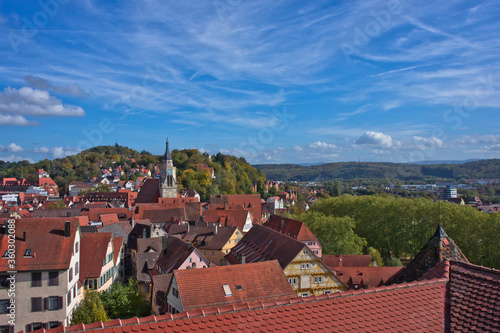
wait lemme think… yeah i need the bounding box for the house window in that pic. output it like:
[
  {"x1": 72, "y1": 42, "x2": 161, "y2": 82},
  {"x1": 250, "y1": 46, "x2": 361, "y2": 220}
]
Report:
[
  {"x1": 0, "y1": 325, "x2": 11, "y2": 333},
  {"x1": 0, "y1": 299, "x2": 9, "y2": 314},
  {"x1": 301, "y1": 293, "x2": 308, "y2": 297},
  {"x1": 189, "y1": 258, "x2": 192, "y2": 263},
  {"x1": 68, "y1": 268, "x2": 73, "y2": 282},
  {"x1": 314, "y1": 277, "x2": 318, "y2": 283},
  {"x1": 324, "y1": 290, "x2": 331, "y2": 294},
  {"x1": 318, "y1": 277, "x2": 322, "y2": 283},
  {"x1": 199, "y1": 257, "x2": 203, "y2": 262},
  {"x1": 31, "y1": 272, "x2": 42, "y2": 287},
  {"x1": 211, "y1": 250, "x2": 215, "y2": 256},
  {"x1": 48, "y1": 271, "x2": 59, "y2": 286},
  {"x1": 172, "y1": 288, "x2": 179, "y2": 298},
  {"x1": 48, "y1": 296, "x2": 59, "y2": 310},
  {"x1": 301, "y1": 264, "x2": 305, "y2": 270},
  {"x1": 353, "y1": 284, "x2": 359, "y2": 290},
  {"x1": 306, "y1": 263, "x2": 310, "y2": 269},
  {"x1": 24, "y1": 249, "x2": 32, "y2": 257},
  {"x1": 73, "y1": 285, "x2": 77, "y2": 298},
  {"x1": 31, "y1": 323, "x2": 43, "y2": 331},
  {"x1": 75, "y1": 241, "x2": 79, "y2": 253},
  {"x1": 31, "y1": 297, "x2": 42, "y2": 312},
  {"x1": 67, "y1": 290, "x2": 72, "y2": 306},
  {"x1": 303, "y1": 250, "x2": 309, "y2": 255},
  {"x1": 49, "y1": 322, "x2": 60, "y2": 329}
]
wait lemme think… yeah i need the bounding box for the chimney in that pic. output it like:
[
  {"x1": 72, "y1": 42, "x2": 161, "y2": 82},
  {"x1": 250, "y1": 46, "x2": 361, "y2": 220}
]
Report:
[
  {"x1": 23, "y1": 231, "x2": 26, "y2": 242},
  {"x1": 142, "y1": 227, "x2": 148, "y2": 239},
  {"x1": 241, "y1": 255, "x2": 246, "y2": 264},
  {"x1": 131, "y1": 216, "x2": 135, "y2": 228},
  {"x1": 214, "y1": 224, "x2": 218, "y2": 235},
  {"x1": 64, "y1": 221, "x2": 71, "y2": 238}
]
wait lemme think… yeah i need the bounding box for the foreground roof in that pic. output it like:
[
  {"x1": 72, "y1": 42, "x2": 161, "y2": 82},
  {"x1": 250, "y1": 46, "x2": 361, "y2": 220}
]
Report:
[
  {"x1": 174, "y1": 260, "x2": 296, "y2": 310},
  {"x1": 33, "y1": 278, "x2": 447, "y2": 333},
  {"x1": 322, "y1": 254, "x2": 373, "y2": 268}
]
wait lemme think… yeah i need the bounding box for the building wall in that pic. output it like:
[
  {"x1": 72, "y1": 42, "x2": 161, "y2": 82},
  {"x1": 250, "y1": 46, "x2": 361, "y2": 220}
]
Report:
[
  {"x1": 283, "y1": 247, "x2": 345, "y2": 297},
  {"x1": 303, "y1": 241, "x2": 322, "y2": 258},
  {"x1": 175, "y1": 249, "x2": 209, "y2": 270},
  {"x1": 165, "y1": 277, "x2": 183, "y2": 313},
  {"x1": 202, "y1": 229, "x2": 243, "y2": 266},
  {"x1": 0, "y1": 227, "x2": 81, "y2": 331}
]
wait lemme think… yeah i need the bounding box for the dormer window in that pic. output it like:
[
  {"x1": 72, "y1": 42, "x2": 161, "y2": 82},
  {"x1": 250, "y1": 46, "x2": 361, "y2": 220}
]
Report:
[{"x1": 24, "y1": 249, "x2": 32, "y2": 257}]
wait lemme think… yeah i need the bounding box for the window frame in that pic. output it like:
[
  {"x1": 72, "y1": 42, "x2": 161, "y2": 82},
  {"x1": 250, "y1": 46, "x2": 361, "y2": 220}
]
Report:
[{"x1": 31, "y1": 272, "x2": 42, "y2": 287}]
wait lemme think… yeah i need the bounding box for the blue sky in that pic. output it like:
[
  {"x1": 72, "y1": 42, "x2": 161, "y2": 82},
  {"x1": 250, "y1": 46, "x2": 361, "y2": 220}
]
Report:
[{"x1": 0, "y1": 0, "x2": 499, "y2": 164}]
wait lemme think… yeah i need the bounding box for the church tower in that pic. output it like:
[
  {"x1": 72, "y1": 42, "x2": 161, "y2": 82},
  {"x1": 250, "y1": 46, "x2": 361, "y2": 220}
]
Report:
[{"x1": 160, "y1": 138, "x2": 177, "y2": 198}]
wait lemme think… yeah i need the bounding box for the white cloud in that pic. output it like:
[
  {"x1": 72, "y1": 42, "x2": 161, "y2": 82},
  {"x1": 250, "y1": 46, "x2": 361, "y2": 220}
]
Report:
[
  {"x1": 51, "y1": 147, "x2": 82, "y2": 158},
  {"x1": 0, "y1": 114, "x2": 39, "y2": 126},
  {"x1": 413, "y1": 136, "x2": 444, "y2": 149},
  {"x1": 0, "y1": 87, "x2": 85, "y2": 119},
  {"x1": 0, "y1": 155, "x2": 34, "y2": 163},
  {"x1": 309, "y1": 141, "x2": 338, "y2": 150},
  {"x1": 33, "y1": 147, "x2": 50, "y2": 154},
  {"x1": 7, "y1": 143, "x2": 23, "y2": 153},
  {"x1": 293, "y1": 146, "x2": 303, "y2": 152},
  {"x1": 355, "y1": 131, "x2": 396, "y2": 148}
]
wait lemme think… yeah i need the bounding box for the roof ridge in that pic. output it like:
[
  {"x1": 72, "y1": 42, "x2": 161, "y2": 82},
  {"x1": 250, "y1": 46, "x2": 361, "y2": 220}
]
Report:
[{"x1": 449, "y1": 259, "x2": 500, "y2": 274}]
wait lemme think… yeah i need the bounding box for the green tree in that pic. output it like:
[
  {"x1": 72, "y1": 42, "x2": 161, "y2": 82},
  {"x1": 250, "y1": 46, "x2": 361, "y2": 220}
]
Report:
[
  {"x1": 295, "y1": 211, "x2": 366, "y2": 255},
  {"x1": 71, "y1": 291, "x2": 108, "y2": 325},
  {"x1": 99, "y1": 279, "x2": 150, "y2": 319}
]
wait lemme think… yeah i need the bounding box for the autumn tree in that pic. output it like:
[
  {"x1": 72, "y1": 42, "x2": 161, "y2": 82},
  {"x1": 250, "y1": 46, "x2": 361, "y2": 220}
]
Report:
[{"x1": 71, "y1": 291, "x2": 108, "y2": 325}]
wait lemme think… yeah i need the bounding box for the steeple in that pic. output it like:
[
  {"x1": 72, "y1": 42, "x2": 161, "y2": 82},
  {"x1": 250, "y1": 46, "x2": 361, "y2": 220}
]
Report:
[{"x1": 164, "y1": 138, "x2": 171, "y2": 160}]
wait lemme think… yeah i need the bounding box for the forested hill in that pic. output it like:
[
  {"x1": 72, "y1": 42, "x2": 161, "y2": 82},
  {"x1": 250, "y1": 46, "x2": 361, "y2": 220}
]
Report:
[
  {"x1": 254, "y1": 159, "x2": 500, "y2": 182},
  {"x1": 0, "y1": 145, "x2": 267, "y2": 198}
]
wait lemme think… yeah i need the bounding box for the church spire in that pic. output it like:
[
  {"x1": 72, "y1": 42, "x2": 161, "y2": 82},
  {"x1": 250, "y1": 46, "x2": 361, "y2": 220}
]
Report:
[{"x1": 164, "y1": 138, "x2": 171, "y2": 160}]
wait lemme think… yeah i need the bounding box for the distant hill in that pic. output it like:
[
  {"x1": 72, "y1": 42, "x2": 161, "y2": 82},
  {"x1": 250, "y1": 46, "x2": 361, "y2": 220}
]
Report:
[
  {"x1": 0, "y1": 145, "x2": 266, "y2": 199},
  {"x1": 254, "y1": 159, "x2": 500, "y2": 182}
]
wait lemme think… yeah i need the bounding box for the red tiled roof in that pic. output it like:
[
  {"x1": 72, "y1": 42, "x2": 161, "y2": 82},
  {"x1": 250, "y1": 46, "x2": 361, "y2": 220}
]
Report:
[
  {"x1": 322, "y1": 254, "x2": 373, "y2": 268},
  {"x1": 174, "y1": 260, "x2": 296, "y2": 310},
  {"x1": 33, "y1": 278, "x2": 447, "y2": 333},
  {"x1": 264, "y1": 215, "x2": 317, "y2": 242},
  {"x1": 0, "y1": 218, "x2": 79, "y2": 272},
  {"x1": 225, "y1": 224, "x2": 306, "y2": 269},
  {"x1": 135, "y1": 178, "x2": 160, "y2": 204},
  {"x1": 83, "y1": 208, "x2": 133, "y2": 222},
  {"x1": 80, "y1": 233, "x2": 112, "y2": 279},
  {"x1": 210, "y1": 194, "x2": 262, "y2": 222},
  {"x1": 447, "y1": 260, "x2": 500, "y2": 332},
  {"x1": 112, "y1": 236, "x2": 123, "y2": 265},
  {"x1": 156, "y1": 238, "x2": 206, "y2": 274},
  {"x1": 334, "y1": 266, "x2": 403, "y2": 289},
  {"x1": 99, "y1": 213, "x2": 119, "y2": 225},
  {"x1": 203, "y1": 208, "x2": 252, "y2": 230}
]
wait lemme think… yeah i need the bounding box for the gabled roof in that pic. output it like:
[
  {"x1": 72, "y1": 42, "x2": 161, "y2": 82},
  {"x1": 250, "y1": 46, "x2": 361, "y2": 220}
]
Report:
[
  {"x1": 80, "y1": 233, "x2": 112, "y2": 279},
  {"x1": 35, "y1": 277, "x2": 447, "y2": 333},
  {"x1": 0, "y1": 218, "x2": 79, "y2": 272},
  {"x1": 203, "y1": 208, "x2": 251, "y2": 230},
  {"x1": 97, "y1": 222, "x2": 132, "y2": 244},
  {"x1": 322, "y1": 255, "x2": 372, "y2": 268},
  {"x1": 225, "y1": 224, "x2": 305, "y2": 269},
  {"x1": 174, "y1": 260, "x2": 296, "y2": 310},
  {"x1": 388, "y1": 225, "x2": 469, "y2": 284},
  {"x1": 156, "y1": 237, "x2": 202, "y2": 274},
  {"x1": 135, "y1": 178, "x2": 160, "y2": 204},
  {"x1": 136, "y1": 252, "x2": 160, "y2": 282},
  {"x1": 167, "y1": 224, "x2": 237, "y2": 250},
  {"x1": 99, "y1": 213, "x2": 120, "y2": 225},
  {"x1": 264, "y1": 215, "x2": 317, "y2": 242},
  {"x1": 334, "y1": 266, "x2": 403, "y2": 289},
  {"x1": 152, "y1": 273, "x2": 173, "y2": 314}
]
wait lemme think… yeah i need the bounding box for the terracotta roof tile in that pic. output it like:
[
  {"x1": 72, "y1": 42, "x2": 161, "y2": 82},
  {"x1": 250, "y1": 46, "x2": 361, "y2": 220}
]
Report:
[
  {"x1": 174, "y1": 261, "x2": 296, "y2": 310},
  {"x1": 264, "y1": 215, "x2": 317, "y2": 241},
  {"x1": 80, "y1": 232, "x2": 112, "y2": 279},
  {"x1": 0, "y1": 218, "x2": 79, "y2": 271}
]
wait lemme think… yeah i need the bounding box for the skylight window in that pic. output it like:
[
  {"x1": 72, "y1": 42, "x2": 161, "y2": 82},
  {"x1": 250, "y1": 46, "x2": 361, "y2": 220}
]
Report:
[
  {"x1": 236, "y1": 285, "x2": 243, "y2": 290},
  {"x1": 222, "y1": 284, "x2": 232, "y2": 297},
  {"x1": 24, "y1": 249, "x2": 32, "y2": 257}
]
